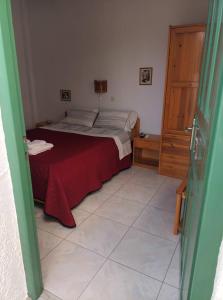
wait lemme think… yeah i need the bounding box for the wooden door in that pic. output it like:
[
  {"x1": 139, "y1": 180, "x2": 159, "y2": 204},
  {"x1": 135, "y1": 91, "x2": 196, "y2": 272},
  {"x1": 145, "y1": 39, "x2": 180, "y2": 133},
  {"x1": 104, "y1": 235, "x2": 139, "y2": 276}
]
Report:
[
  {"x1": 181, "y1": 1, "x2": 223, "y2": 299},
  {"x1": 163, "y1": 25, "x2": 205, "y2": 135},
  {"x1": 160, "y1": 25, "x2": 205, "y2": 178}
]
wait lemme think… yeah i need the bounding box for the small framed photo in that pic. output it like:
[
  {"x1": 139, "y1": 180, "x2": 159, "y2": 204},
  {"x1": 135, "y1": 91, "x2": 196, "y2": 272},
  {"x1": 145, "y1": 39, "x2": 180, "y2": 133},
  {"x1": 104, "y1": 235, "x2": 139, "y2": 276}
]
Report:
[
  {"x1": 139, "y1": 67, "x2": 153, "y2": 85},
  {"x1": 60, "y1": 89, "x2": 71, "y2": 101}
]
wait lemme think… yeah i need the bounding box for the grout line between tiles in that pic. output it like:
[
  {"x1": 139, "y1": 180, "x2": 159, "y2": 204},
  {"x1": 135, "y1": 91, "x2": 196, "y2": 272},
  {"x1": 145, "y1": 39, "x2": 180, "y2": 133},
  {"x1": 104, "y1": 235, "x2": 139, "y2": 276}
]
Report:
[
  {"x1": 74, "y1": 192, "x2": 113, "y2": 214},
  {"x1": 129, "y1": 181, "x2": 165, "y2": 228},
  {"x1": 112, "y1": 193, "x2": 154, "y2": 207},
  {"x1": 155, "y1": 283, "x2": 163, "y2": 300},
  {"x1": 37, "y1": 168, "x2": 180, "y2": 299},
  {"x1": 76, "y1": 258, "x2": 108, "y2": 299},
  {"x1": 38, "y1": 208, "x2": 97, "y2": 261},
  {"x1": 103, "y1": 176, "x2": 179, "y2": 297},
  {"x1": 163, "y1": 282, "x2": 181, "y2": 290},
  {"x1": 76, "y1": 213, "x2": 130, "y2": 228},
  {"x1": 37, "y1": 180, "x2": 129, "y2": 262},
  {"x1": 108, "y1": 257, "x2": 163, "y2": 284},
  {"x1": 37, "y1": 225, "x2": 72, "y2": 240},
  {"x1": 163, "y1": 240, "x2": 180, "y2": 284},
  {"x1": 147, "y1": 203, "x2": 176, "y2": 214},
  {"x1": 65, "y1": 213, "x2": 95, "y2": 236},
  {"x1": 155, "y1": 240, "x2": 180, "y2": 300},
  {"x1": 74, "y1": 176, "x2": 138, "y2": 300},
  {"x1": 148, "y1": 203, "x2": 176, "y2": 214},
  {"x1": 106, "y1": 176, "x2": 178, "y2": 257},
  {"x1": 131, "y1": 225, "x2": 179, "y2": 244},
  {"x1": 41, "y1": 289, "x2": 63, "y2": 300},
  {"x1": 155, "y1": 282, "x2": 180, "y2": 300},
  {"x1": 145, "y1": 181, "x2": 167, "y2": 204},
  {"x1": 63, "y1": 239, "x2": 107, "y2": 259},
  {"x1": 40, "y1": 235, "x2": 64, "y2": 261},
  {"x1": 155, "y1": 238, "x2": 180, "y2": 300}
]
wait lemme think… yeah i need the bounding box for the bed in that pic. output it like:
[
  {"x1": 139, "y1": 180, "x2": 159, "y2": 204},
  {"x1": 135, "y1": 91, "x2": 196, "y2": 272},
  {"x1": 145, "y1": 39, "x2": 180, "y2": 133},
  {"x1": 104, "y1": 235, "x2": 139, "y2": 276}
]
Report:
[{"x1": 27, "y1": 115, "x2": 140, "y2": 227}]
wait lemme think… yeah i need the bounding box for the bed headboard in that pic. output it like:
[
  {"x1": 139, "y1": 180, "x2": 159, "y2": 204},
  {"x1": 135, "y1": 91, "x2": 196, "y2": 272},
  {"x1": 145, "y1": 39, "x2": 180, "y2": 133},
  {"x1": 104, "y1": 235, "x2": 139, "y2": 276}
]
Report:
[{"x1": 131, "y1": 118, "x2": 140, "y2": 140}]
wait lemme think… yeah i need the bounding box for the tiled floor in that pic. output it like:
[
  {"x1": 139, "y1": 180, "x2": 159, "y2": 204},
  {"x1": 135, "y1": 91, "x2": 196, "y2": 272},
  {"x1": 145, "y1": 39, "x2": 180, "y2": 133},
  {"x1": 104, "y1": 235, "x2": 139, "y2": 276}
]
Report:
[{"x1": 36, "y1": 166, "x2": 181, "y2": 300}]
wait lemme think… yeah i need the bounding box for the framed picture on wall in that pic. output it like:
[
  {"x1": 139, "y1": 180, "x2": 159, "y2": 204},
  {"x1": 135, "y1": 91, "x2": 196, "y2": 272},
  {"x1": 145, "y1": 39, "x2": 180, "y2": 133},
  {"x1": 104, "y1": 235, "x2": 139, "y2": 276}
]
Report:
[
  {"x1": 60, "y1": 89, "x2": 71, "y2": 101},
  {"x1": 139, "y1": 67, "x2": 153, "y2": 85}
]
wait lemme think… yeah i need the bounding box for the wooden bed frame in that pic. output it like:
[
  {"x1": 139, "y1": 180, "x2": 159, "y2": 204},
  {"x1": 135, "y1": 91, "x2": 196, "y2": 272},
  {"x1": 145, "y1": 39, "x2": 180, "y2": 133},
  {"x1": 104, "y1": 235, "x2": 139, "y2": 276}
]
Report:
[{"x1": 131, "y1": 118, "x2": 140, "y2": 140}]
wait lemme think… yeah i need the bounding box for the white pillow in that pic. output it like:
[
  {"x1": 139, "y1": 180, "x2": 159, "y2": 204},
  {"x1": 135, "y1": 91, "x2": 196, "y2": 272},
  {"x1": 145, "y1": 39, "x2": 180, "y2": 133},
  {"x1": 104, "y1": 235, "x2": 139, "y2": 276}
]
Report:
[
  {"x1": 125, "y1": 111, "x2": 138, "y2": 131},
  {"x1": 94, "y1": 110, "x2": 130, "y2": 130},
  {"x1": 68, "y1": 107, "x2": 99, "y2": 114},
  {"x1": 93, "y1": 110, "x2": 138, "y2": 131},
  {"x1": 62, "y1": 109, "x2": 98, "y2": 127}
]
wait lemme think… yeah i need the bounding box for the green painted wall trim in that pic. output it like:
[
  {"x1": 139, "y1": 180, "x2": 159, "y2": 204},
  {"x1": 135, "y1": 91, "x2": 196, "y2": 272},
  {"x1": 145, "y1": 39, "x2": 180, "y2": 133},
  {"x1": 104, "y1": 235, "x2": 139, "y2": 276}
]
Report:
[{"x1": 0, "y1": 1, "x2": 43, "y2": 299}]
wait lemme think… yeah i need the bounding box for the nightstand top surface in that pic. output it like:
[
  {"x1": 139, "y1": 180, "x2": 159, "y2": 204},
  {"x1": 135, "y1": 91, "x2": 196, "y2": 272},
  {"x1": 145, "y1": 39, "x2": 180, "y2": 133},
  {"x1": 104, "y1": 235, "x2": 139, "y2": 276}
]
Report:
[{"x1": 134, "y1": 134, "x2": 161, "y2": 142}]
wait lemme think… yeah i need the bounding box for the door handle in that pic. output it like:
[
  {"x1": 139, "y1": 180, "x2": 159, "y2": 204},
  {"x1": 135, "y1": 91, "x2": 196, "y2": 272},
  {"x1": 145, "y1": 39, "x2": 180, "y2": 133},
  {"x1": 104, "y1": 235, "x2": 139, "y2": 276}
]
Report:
[
  {"x1": 190, "y1": 119, "x2": 197, "y2": 150},
  {"x1": 184, "y1": 127, "x2": 193, "y2": 132}
]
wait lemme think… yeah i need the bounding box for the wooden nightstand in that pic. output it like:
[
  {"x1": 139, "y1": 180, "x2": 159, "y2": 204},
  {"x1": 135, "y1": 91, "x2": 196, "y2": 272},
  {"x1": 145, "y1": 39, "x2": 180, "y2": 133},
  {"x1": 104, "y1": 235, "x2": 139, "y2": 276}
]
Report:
[
  {"x1": 36, "y1": 120, "x2": 52, "y2": 128},
  {"x1": 133, "y1": 135, "x2": 161, "y2": 168}
]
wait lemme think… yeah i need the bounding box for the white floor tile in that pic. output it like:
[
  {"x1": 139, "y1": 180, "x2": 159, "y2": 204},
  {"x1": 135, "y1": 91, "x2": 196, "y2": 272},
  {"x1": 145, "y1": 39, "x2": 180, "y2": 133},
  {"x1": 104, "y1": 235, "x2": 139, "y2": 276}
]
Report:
[
  {"x1": 34, "y1": 204, "x2": 44, "y2": 218},
  {"x1": 157, "y1": 284, "x2": 180, "y2": 300},
  {"x1": 165, "y1": 177, "x2": 181, "y2": 188},
  {"x1": 36, "y1": 216, "x2": 74, "y2": 239},
  {"x1": 38, "y1": 292, "x2": 48, "y2": 300},
  {"x1": 149, "y1": 183, "x2": 177, "y2": 213},
  {"x1": 66, "y1": 215, "x2": 128, "y2": 257},
  {"x1": 38, "y1": 290, "x2": 61, "y2": 300},
  {"x1": 77, "y1": 190, "x2": 111, "y2": 212},
  {"x1": 95, "y1": 196, "x2": 144, "y2": 226},
  {"x1": 36, "y1": 168, "x2": 182, "y2": 300},
  {"x1": 41, "y1": 240, "x2": 105, "y2": 300},
  {"x1": 79, "y1": 260, "x2": 161, "y2": 300},
  {"x1": 110, "y1": 228, "x2": 176, "y2": 281},
  {"x1": 111, "y1": 171, "x2": 132, "y2": 184},
  {"x1": 71, "y1": 208, "x2": 91, "y2": 225},
  {"x1": 116, "y1": 183, "x2": 157, "y2": 205},
  {"x1": 37, "y1": 229, "x2": 62, "y2": 259},
  {"x1": 165, "y1": 244, "x2": 181, "y2": 288},
  {"x1": 130, "y1": 173, "x2": 166, "y2": 189},
  {"x1": 131, "y1": 166, "x2": 157, "y2": 177},
  {"x1": 133, "y1": 206, "x2": 179, "y2": 242},
  {"x1": 101, "y1": 178, "x2": 124, "y2": 194},
  {"x1": 119, "y1": 167, "x2": 135, "y2": 176}
]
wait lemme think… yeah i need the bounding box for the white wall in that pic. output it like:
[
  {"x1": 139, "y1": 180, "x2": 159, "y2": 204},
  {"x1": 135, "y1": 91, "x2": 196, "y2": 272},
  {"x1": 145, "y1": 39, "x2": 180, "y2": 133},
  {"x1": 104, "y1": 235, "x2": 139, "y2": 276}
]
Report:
[
  {"x1": 24, "y1": 0, "x2": 208, "y2": 133},
  {"x1": 12, "y1": 0, "x2": 38, "y2": 129},
  {"x1": 0, "y1": 109, "x2": 27, "y2": 300},
  {"x1": 211, "y1": 240, "x2": 223, "y2": 300}
]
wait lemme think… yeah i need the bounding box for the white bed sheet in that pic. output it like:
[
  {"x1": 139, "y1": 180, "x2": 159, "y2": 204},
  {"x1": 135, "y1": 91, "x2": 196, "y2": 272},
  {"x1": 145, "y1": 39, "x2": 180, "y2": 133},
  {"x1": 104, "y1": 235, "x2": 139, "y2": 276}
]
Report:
[{"x1": 41, "y1": 122, "x2": 132, "y2": 160}]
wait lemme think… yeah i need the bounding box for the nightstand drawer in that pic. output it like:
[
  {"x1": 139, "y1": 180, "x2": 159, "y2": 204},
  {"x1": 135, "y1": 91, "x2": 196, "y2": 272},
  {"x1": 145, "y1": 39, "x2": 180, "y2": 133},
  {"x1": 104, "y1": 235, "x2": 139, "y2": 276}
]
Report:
[
  {"x1": 134, "y1": 138, "x2": 160, "y2": 151},
  {"x1": 160, "y1": 134, "x2": 190, "y2": 178},
  {"x1": 133, "y1": 135, "x2": 161, "y2": 168}
]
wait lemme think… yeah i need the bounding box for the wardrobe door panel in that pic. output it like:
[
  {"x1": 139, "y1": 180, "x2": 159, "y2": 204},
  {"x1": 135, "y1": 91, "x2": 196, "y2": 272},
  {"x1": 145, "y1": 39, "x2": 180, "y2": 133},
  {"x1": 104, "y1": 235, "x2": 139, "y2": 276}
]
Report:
[
  {"x1": 171, "y1": 31, "x2": 205, "y2": 82},
  {"x1": 164, "y1": 87, "x2": 198, "y2": 133}
]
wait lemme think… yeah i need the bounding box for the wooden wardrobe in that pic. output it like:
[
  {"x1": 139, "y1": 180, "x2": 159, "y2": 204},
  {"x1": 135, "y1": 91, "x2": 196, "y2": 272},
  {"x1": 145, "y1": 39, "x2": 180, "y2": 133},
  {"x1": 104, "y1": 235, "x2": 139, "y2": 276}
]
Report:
[{"x1": 159, "y1": 24, "x2": 205, "y2": 178}]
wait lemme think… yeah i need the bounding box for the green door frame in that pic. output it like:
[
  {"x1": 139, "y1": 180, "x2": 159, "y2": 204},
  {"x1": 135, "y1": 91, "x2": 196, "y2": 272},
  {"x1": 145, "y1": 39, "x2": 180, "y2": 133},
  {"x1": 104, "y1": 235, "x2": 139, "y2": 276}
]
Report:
[
  {"x1": 181, "y1": 0, "x2": 223, "y2": 299},
  {"x1": 0, "y1": 1, "x2": 43, "y2": 299}
]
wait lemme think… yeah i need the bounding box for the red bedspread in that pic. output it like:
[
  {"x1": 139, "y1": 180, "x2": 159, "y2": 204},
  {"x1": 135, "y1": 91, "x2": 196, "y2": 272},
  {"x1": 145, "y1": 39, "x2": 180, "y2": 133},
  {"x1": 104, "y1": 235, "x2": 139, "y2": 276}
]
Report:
[{"x1": 27, "y1": 128, "x2": 131, "y2": 227}]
